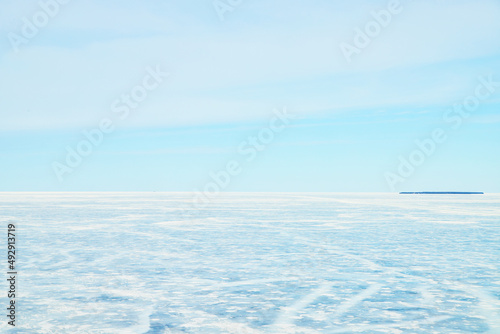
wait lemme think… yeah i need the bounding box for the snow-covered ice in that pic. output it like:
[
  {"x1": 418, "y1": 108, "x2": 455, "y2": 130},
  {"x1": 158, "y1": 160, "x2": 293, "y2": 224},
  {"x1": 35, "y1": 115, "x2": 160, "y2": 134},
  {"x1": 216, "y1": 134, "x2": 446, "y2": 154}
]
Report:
[{"x1": 1, "y1": 192, "x2": 499, "y2": 333}]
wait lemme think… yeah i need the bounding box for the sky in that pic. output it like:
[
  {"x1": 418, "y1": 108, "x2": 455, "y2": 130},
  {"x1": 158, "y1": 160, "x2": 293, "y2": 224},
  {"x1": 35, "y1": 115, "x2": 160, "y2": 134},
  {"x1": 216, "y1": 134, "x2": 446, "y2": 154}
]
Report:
[{"x1": 0, "y1": 0, "x2": 499, "y2": 192}]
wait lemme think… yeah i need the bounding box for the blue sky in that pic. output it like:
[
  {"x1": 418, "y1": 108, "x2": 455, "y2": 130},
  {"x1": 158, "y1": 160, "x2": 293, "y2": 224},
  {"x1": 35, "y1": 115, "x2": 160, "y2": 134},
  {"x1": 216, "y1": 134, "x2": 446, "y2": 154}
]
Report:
[{"x1": 1, "y1": 0, "x2": 499, "y2": 192}]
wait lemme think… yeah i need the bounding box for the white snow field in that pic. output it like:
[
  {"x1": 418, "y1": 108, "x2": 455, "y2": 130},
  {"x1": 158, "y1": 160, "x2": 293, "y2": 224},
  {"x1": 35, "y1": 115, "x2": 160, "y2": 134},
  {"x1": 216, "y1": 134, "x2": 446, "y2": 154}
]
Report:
[{"x1": 0, "y1": 192, "x2": 499, "y2": 333}]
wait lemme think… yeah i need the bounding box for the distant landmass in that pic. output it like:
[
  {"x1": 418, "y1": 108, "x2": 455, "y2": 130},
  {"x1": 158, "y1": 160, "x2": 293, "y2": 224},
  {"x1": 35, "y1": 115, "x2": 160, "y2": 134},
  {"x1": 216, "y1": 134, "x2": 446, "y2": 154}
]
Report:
[{"x1": 400, "y1": 192, "x2": 484, "y2": 194}]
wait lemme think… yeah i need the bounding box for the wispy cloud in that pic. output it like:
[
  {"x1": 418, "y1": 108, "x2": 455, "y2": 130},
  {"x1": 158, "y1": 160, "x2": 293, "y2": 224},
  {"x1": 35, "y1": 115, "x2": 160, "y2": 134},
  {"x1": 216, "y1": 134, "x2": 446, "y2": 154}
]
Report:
[{"x1": 1, "y1": 0, "x2": 500, "y2": 131}]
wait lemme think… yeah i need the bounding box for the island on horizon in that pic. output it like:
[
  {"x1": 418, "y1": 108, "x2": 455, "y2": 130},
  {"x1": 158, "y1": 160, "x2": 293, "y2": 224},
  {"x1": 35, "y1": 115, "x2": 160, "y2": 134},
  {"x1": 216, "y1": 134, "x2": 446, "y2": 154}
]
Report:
[{"x1": 399, "y1": 192, "x2": 484, "y2": 194}]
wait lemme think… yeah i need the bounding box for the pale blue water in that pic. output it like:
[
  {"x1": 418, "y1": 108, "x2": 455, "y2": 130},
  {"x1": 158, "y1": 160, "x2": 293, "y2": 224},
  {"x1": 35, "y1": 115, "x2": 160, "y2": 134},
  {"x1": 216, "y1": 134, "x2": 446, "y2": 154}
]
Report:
[{"x1": 1, "y1": 193, "x2": 499, "y2": 333}]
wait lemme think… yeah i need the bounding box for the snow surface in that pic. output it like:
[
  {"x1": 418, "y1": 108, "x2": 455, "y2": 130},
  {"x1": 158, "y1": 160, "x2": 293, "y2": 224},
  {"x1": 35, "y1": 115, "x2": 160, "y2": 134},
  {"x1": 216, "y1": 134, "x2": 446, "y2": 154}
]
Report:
[{"x1": 1, "y1": 192, "x2": 499, "y2": 333}]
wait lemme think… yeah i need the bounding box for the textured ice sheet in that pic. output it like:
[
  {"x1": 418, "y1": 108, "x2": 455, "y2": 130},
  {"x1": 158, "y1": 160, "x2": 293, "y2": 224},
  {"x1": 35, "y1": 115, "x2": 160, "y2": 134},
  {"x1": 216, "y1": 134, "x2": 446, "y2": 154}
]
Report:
[{"x1": 0, "y1": 192, "x2": 499, "y2": 333}]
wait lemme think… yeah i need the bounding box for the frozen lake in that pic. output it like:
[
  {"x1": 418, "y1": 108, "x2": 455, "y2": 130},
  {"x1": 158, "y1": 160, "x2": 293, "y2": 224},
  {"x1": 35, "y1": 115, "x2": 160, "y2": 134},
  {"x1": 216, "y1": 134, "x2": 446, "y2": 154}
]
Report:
[{"x1": 1, "y1": 193, "x2": 499, "y2": 333}]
